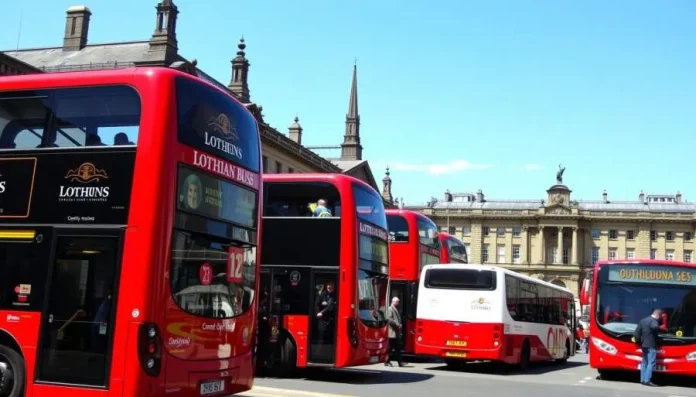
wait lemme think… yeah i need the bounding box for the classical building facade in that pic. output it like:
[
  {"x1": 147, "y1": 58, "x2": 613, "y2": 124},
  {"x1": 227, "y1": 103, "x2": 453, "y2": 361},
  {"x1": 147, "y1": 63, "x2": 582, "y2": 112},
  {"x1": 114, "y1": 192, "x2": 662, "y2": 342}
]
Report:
[
  {"x1": 0, "y1": 1, "x2": 395, "y2": 206},
  {"x1": 407, "y1": 170, "x2": 696, "y2": 296}
]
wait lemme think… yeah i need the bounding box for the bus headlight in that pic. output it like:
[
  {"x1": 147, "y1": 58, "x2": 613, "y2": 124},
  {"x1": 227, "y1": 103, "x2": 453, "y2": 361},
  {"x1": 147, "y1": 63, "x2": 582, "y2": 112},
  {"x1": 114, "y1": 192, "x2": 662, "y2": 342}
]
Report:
[
  {"x1": 686, "y1": 351, "x2": 696, "y2": 361},
  {"x1": 591, "y1": 337, "x2": 617, "y2": 355}
]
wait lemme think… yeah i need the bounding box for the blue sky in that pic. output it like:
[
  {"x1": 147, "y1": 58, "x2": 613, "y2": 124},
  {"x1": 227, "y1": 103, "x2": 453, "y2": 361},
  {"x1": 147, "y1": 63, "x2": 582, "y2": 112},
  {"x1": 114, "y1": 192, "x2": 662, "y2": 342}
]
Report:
[{"x1": 1, "y1": 0, "x2": 694, "y2": 205}]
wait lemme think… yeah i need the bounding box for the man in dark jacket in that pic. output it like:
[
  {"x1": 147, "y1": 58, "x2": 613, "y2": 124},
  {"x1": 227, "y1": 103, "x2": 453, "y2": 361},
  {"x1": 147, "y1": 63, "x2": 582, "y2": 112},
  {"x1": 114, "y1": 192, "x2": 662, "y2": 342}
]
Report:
[{"x1": 633, "y1": 308, "x2": 663, "y2": 386}]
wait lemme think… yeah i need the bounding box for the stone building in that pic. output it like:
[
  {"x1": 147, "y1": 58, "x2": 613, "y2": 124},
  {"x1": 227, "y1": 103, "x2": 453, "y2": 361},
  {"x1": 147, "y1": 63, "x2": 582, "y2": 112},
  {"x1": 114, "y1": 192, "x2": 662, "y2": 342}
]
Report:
[
  {"x1": 0, "y1": 1, "x2": 395, "y2": 206},
  {"x1": 407, "y1": 168, "x2": 696, "y2": 296}
]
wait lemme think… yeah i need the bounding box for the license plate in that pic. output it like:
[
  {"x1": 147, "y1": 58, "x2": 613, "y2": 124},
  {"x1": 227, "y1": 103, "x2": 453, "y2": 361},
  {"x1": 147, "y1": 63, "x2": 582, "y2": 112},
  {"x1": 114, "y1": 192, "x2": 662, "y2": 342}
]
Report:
[
  {"x1": 636, "y1": 364, "x2": 666, "y2": 372},
  {"x1": 200, "y1": 380, "x2": 225, "y2": 395},
  {"x1": 446, "y1": 340, "x2": 467, "y2": 347},
  {"x1": 445, "y1": 351, "x2": 467, "y2": 358},
  {"x1": 369, "y1": 355, "x2": 379, "y2": 363}
]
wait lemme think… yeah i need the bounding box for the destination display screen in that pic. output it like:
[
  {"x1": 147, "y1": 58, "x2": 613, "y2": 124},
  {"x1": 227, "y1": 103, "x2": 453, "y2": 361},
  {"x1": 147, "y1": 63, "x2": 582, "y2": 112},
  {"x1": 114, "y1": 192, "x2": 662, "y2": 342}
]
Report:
[
  {"x1": 176, "y1": 164, "x2": 257, "y2": 229},
  {"x1": 607, "y1": 264, "x2": 696, "y2": 286}
]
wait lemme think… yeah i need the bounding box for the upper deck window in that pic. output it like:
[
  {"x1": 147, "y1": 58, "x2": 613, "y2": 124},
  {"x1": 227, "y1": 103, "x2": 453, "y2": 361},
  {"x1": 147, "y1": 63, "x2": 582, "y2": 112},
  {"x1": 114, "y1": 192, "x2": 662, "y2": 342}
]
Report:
[
  {"x1": 387, "y1": 214, "x2": 409, "y2": 242},
  {"x1": 0, "y1": 86, "x2": 140, "y2": 150},
  {"x1": 418, "y1": 218, "x2": 440, "y2": 249},
  {"x1": 353, "y1": 184, "x2": 387, "y2": 230},
  {"x1": 176, "y1": 77, "x2": 260, "y2": 173},
  {"x1": 263, "y1": 181, "x2": 341, "y2": 218}
]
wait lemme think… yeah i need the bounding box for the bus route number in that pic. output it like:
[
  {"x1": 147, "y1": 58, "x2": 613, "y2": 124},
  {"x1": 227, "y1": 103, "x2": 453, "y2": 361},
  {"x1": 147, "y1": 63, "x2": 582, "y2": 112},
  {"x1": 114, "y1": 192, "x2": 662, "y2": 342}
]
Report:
[{"x1": 227, "y1": 247, "x2": 245, "y2": 283}]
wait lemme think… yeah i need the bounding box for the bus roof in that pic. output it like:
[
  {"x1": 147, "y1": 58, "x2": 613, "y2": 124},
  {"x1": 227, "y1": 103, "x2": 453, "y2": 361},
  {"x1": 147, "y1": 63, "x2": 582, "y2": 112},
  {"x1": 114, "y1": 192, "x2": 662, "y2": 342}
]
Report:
[
  {"x1": 422, "y1": 263, "x2": 575, "y2": 295},
  {"x1": 262, "y1": 173, "x2": 375, "y2": 192},
  {"x1": 0, "y1": 67, "x2": 245, "y2": 107},
  {"x1": 385, "y1": 208, "x2": 434, "y2": 222}
]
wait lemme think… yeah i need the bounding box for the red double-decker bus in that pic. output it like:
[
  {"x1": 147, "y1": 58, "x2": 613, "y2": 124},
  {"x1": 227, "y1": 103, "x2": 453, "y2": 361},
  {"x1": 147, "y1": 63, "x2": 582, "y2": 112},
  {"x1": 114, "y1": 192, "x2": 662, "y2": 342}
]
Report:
[
  {"x1": 385, "y1": 209, "x2": 441, "y2": 354},
  {"x1": 438, "y1": 233, "x2": 468, "y2": 264},
  {"x1": 257, "y1": 174, "x2": 389, "y2": 375},
  {"x1": 0, "y1": 68, "x2": 262, "y2": 396},
  {"x1": 588, "y1": 260, "x2": 696, "y2": 379}
]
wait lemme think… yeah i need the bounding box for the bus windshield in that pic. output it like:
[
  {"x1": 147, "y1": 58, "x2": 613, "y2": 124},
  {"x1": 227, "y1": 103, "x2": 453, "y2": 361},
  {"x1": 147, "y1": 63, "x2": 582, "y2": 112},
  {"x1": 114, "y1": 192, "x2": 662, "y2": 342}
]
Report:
[{"x1": 596, "y1": 264, "x2": 696, "y2": 344}]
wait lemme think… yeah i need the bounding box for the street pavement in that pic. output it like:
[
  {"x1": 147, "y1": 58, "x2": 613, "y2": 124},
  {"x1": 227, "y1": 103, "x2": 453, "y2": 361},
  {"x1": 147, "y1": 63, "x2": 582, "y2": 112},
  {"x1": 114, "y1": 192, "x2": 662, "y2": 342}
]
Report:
[{"x1": 240, "y1": 353, "x2": 696, "y2": 397}]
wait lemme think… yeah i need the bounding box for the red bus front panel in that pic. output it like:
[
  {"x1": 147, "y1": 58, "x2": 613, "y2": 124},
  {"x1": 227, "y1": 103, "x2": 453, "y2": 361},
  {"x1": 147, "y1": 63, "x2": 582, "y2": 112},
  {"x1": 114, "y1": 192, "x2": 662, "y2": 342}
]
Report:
[{"x1": 589, "y1": 260, "x2": 696, "y2": 376}]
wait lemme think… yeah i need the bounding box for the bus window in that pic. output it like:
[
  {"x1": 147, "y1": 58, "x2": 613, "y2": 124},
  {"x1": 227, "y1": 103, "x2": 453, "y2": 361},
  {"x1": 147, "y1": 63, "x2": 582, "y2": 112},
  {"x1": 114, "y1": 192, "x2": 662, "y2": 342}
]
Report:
[
  {"x1": 0, "y1": 93, "x2": 49, "y2": 149},
  {"x1": 424, "y1": 268, "x2": 497, "y2": 290},
  {"x1": 387, "y1": 214, "x2": 409, "y2": 242},
  {"x1": 417, "y1": 219, "x2": 439, "y2": 249},
  {"x1": 264, "y1": 181, "x2": 341, "y2": 217}
]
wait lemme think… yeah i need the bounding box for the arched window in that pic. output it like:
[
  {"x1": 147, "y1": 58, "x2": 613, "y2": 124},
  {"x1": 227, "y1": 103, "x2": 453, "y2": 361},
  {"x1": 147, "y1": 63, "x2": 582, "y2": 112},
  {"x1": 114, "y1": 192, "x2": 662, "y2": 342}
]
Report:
[{"x1": 550, "y1": 279, "x2": 566, "y2": 288}]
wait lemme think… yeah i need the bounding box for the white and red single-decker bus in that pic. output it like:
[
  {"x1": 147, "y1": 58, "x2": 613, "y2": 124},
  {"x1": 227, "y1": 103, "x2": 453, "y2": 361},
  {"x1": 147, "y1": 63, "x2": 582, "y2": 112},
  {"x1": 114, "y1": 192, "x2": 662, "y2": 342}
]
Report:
[{"x1": 414, "y1": 264, "x2": 576, "y2": 368}]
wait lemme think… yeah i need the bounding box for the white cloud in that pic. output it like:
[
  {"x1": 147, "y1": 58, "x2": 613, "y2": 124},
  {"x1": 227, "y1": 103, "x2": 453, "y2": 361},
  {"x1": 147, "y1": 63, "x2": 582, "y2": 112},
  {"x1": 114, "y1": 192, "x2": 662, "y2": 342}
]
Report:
[
  {"x1": 391, "y1": 160, "x2": 491, "y2": 175},
  {"x1": 522, "y1": 164, "x2": 544, "y2": 171}
]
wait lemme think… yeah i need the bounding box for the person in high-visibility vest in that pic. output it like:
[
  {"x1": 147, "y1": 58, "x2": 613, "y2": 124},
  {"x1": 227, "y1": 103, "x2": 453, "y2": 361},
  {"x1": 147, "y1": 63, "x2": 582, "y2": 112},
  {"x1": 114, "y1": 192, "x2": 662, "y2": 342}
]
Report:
[{"x1": 313, "y1": 199, "x2": 332, "y2": 217}]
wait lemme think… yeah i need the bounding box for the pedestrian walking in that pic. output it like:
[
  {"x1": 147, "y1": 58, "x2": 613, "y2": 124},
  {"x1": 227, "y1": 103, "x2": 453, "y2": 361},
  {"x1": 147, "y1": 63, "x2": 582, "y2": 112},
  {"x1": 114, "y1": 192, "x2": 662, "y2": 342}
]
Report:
[
  {"x1": 633, "y1": 308, "x2": 663, "y2": 386},
  {"x1": 385, "y1": 297, "x2": 405, "y2": 367}
]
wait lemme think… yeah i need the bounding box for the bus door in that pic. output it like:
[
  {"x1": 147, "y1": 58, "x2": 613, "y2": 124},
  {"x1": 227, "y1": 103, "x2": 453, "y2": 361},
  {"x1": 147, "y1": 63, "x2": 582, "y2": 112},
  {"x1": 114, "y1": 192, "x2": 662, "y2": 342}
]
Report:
[
  {"x1": 36, "y1": 230, "x2": 122, "y2": 388},
  {"x1": 308, "y1": 270, "x2": 338, "y2": 365},
  {"x1": 388, "y1": 280, "x2": 409, "y2": 348}
]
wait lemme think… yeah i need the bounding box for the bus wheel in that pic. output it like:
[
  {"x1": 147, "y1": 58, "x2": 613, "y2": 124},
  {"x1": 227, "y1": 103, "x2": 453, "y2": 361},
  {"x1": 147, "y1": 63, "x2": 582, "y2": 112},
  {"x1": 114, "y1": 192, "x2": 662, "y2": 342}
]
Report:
[
  {"x1": 0, "y1": 345, "x2": 25, "y2": 397},
  {"x1": 556, "y1": 341, "x2": 569, "y2": 364},
  {"x1": 519, "y1": 340, "x2": 531, "y2": 370},
  {"x1": 276, "y1": 336, "x2": 297, "y2": 377},
  {"x1": 444, "y1": 359, "x2": 464, "y2": 369}
]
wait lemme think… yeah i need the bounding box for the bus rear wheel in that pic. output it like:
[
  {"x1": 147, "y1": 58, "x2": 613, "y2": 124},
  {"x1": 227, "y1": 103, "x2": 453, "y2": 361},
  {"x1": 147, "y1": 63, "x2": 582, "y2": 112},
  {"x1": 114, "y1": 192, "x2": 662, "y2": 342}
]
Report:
[
  {"x1": 274, "y1": 336, "x2": 297, "y2": 377},
  {"x1": 0, "y1": 345, "x2": 25, "y2": 397},
  {"x1": 519, "y1": 340, "x2": 531, "y2": 370},
  {"x1": 556, "y1": 342, "x2": 569, "y2": 364}
]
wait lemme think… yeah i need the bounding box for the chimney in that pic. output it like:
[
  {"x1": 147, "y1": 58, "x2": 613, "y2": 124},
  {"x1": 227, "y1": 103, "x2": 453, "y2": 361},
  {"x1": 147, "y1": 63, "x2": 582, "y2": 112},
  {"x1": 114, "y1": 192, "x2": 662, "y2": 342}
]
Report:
[
  {"x1": 476, "y1": 189, "x2": 485, "y2": 202},
  {"x1": 602, "y1": 190, "x2": 608, "y2": 203},
  {"x1": 288, "y1": 116, "x2": 302, "y2": 144},
  {"x1": 639, "y1": 190, "x2": 645, "y2": 203},
  {"x1": 444, "y1": 189, "x2": 452, "y2": 202},
  {"x1": 63, "y1": 6, "x2": 91, "y2": 51},
  {"x1": 676, "y1": 191, "x2": 682, "y2": 204}
]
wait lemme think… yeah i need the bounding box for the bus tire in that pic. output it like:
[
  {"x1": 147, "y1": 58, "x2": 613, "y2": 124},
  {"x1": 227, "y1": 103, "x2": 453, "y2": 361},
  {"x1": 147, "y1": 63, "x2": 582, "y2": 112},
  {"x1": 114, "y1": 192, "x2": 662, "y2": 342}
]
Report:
[
  {"x1": 519, "y1": 339, "x2": 531, "y2": 370},
  {"x1": 444, "y1": 359, "x2": 464, "y2": 368},
  {"x1": 0, "y1": 344, "x2": 25, "y2": 397},
  {"x1": 276, "y1": 336, "x2": 297, "y2": 377},
  {"x1": 556, "y1": 341, "x2": 569, "y2": 364}
]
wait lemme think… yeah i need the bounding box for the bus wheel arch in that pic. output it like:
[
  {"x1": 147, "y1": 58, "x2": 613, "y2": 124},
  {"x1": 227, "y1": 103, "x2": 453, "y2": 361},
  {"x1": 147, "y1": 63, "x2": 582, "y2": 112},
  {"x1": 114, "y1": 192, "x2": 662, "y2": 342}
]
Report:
[
  {"x1": 556, "y1": 339, "x2": 570, "y2": 364},
  {"x1": 0, "y1": 331, "x2": 26, "y2": 397}
]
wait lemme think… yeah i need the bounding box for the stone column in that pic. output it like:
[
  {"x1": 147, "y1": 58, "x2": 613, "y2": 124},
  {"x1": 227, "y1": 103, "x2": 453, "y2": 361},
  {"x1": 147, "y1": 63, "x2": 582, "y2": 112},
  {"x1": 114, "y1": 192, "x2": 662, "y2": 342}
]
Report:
[
  {"x1": 521, "y1": 226, "x2": 529, "y2": 264},
  {"x1": 571, "y1": 227, "x2": 579, "y2": 265},
  {"x1": 537, "y1": 226, "x2": 545, "y2": 264},
  {"x1": 556, "y1": 227, "x2": 563, "y2": 264}
]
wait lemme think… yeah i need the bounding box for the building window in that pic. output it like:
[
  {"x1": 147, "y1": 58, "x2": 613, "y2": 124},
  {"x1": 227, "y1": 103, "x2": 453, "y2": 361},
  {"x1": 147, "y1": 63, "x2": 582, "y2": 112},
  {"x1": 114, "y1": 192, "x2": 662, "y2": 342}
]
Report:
[
  {"x1": 462, "y1": 226, "x2": 471, "y2": 236},
  {"x1": 512, "y1": 246, "x2": 520, "y2": 264},
  {"x1": 627, "y1": 230, "x2": 635, "y2": 240},
  {"x1": 685, "y1": 232, "x2": 692, "y2": 241},
  {"x1": 666, "y1": 231, "x2": 674, "y2": 241},
  {"x1": 591, "y1": 229, "x2": 600, "y2": 239},
  {"x1": 551, "y1": 247, "x2": 558, "y2": 263},
  {"x1": 482, "y1": 245, "x2": 489, "y2": 263},
  {"x1": 592, "y1": 247, "x2": 599, "y2": 265},
  {"x1": 609, "y1": 248, "x2": 617, "y2": 260},
  {"x1": 262, "y1": 155, "x2": 268, "y2": 172},
  {"x1": 562, "y1": 248, "x2": 569, "y2": 264},
  {"x1": 666, "y1": 249, "x2": 675, "y2": 261},
  {"x1": 497, "y1": 227, "x2": 505, "y2": 237},
  {"x1": 685, "y1": 250, "x2": 692, "y2": 263},
  {"x1": 650, "y1": 249, "x2": 657, "y2": 260},
  {"x1": 609, "y1": 230, "x2": 617, "y2": 240},
  {"x1": 448, "y1": 226, "x2": 456, "y2": 235},
  {"x1": 288, "y1": 167, "x2": 295, "y2": 173},
  {"x1": 275, "y1": 161, "x2": 282, "y2": 173},
  {"x1": 497, "y1": 245, "x2": 505, "y2": 264},
  {"x1": 482, "y1": 226, "x2": 489, "y2": 236},
  {"x1": 650, "y1": 231, "x2": 657, "y2": 241},
  {"x1": 627, "y1": 249, "x2": 635, "y2": 260},
  {"x1": 513, "y1": 227, "x2": 521, "y2": 237}
]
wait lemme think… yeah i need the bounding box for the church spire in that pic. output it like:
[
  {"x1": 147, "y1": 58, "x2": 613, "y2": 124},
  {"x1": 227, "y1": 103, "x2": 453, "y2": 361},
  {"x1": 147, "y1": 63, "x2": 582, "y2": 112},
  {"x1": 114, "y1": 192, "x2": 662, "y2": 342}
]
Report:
[
  {"x1": 228, "y1": 37, "x2": 250, "y2": 103},
  {"x1": 340, "y1": 62, "x2": 363, "y2": 161}
]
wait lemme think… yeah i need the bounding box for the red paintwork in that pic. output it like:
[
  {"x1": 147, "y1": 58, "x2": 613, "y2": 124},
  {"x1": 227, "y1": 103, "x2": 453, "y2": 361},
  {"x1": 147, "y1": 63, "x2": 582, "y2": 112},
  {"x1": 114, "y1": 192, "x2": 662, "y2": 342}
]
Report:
[
  {"x1": 588, "y1": 260, "x2": 696, "y2": 376},
  {"x1": 385, "y1": 209, "x2": 441, "y2": 354},
  {"x1": 283, "y1": 315, "x2": 309, "y2": 367},
  {"x1": 438, "y1": 233, "x2": 467, "y2": 264},
  {"x1": 0, "y1": 68, "x2": 262, "y2": 396},
  {"x1": 414, "y1": 320, "x2": 558, "y2": 364},
  {"x1": 262, "y1": 174, "x2": 389, "y2": 369}
]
